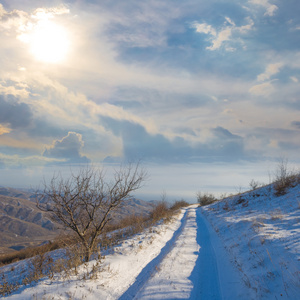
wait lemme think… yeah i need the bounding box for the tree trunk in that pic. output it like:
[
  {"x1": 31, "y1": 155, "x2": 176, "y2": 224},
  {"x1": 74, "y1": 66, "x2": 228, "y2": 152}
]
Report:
[{"x1": 84, "y1": 247, "x2": 91, "y2": 262}]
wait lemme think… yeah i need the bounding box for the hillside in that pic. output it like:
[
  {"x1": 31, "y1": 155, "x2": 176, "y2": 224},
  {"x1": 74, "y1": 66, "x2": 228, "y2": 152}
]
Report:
[
  {"x1": 0, "y1": 188, "x2": 154, "y2": 255},
  {"x1": 1, "y1": 182, "x2": 299, "y2": 299},
  {"x1": 0, "y1": 187, "x2": 35, "y2": 201}
]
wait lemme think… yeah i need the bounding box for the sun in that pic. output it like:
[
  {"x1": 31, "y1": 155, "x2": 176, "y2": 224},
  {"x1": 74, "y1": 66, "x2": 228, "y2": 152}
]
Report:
[{"x1": 20, "y1": 19, "x2": 71, "y2": 64}]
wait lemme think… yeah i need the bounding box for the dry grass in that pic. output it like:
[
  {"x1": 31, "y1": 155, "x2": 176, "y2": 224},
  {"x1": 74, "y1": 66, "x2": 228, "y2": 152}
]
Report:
[
  {"x1": 270, "y1": 209, "x2": 284, "y2": 220},
  {"x1": 0, "y1": 239, "x2": 62, "y2": 267},
  {"x1": 170, "y1": 200, "x2": 189, "y2": 211},
  {"x1": 149, "y1": 201, "x2": 170, "y2": 222},
  {"x1": 273, "y1": 173, "x2": 299, "y2": 196}
]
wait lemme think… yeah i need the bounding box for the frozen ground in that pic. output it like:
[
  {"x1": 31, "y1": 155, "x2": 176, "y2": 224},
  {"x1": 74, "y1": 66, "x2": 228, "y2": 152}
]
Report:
[{"x1": 1, "y1": 183, "x2": 300, "y2": 299}]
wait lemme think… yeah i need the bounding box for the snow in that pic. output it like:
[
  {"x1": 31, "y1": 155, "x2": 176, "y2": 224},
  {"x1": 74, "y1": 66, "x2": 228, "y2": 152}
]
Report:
[
  {"x1": 1, "y1": 183, "x2": 300, "y2": 299},
  {"x1": 202, "y1": 184, "x2": 300, "y2": 299}
]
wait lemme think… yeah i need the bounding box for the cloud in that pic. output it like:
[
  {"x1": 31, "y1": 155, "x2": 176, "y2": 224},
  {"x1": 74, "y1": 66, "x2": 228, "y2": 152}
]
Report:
[
  {"x1": 290, "y1": 76, "x2": 298, "y2": 83},
  {"x1": 291, "y1": 121, "x2": 300, "y2": 129},
  {"x1": 0, "y1": 151, "x2": 63, "y2": 168},
  {"x1": 0, "y1": 124, "x2": 10, "y2": 135},
  {"x1": 0, "y1": 4, "x2": 28, "y2": 31},
  {"x1": 194, "y1": 22, "x2": 216, "y2": 36},
  {"x1": 249, "y1": 62, "x2": 284, "y2": 97},
  {"x1": 0, "y1": 94, "x2": 33, "y2": 129},
  {"x1": 0, "y1": 0, "x2": 299, "y2": 171},
  {"x1": 43, "y1": 132, "x2": 90, "y2": 164},
  {"x1": 257, "y1": 63, "x2": 283, "y2": 81},
  {"x1": 212, "y1": 126, "x2": 241, "y2": 140},
  {"x1": 102, "y1": 117, "x2": 245, "y2": 163},
  {"x1": 249, "y1": 81, "x2": 275, "y2": 96},
  {"x1": 207, "y1": 28, "x2": 232, "y2": 51},
  {"x1": 102, "y1": 1, "x2": 178, "y2": 49},
  {"x1": 248, "y1": 0, "x2": 278, "y2": 17},
  {"x1": 32, "y1": 5, "x2": 70, "y2": 18},
  {"x1": 0, "y1": 81, "x2": 30, "y2": 98},
  {"x1": 193, "y1": 16, "x2": 254, "y2": 51},
  {"x1": 0, "y1": 3, "x2": 69, "y2": 30}
]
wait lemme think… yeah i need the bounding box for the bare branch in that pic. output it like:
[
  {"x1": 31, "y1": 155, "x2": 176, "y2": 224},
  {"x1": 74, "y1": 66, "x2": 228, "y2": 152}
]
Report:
[{"x1": 36, "y1": 163, "x2": 147, "y2": 262}]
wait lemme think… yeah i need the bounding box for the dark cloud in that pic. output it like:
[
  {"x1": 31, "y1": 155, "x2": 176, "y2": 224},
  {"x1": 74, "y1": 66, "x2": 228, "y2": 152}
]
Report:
[
  {"x1": 102, "y1": 117, "x2": 245, "y2": 163},
  {"x1": 0, "y1": 95, "x2": 32, "y2": 129},
  {"x1": 212, "y1": 126, "x2": 241, "y2": 140},
  {"x1": 43, "y1": 132, "x2": 90, "y2": 164},
  {"x1": 291, "y1": 121, "x2": 300, "y2": 129}
]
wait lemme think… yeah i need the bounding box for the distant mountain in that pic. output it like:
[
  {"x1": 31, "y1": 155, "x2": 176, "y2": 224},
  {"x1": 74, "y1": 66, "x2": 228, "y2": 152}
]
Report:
[
  {"x1": 0, "y1": 193, "x2": 57, "y2": 254},
  {"x1": 0, "y1": 187, "x2": 35, "y2": 201},
  {"x1": 0, "y1": 187, "x2": 154, "y2": 254}
]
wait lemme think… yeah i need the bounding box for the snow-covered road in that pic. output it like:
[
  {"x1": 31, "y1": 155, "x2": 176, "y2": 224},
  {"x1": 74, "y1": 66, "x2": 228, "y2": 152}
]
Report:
[{"x1": 120, "y1": 206, "x2": 246, "y2": 300}]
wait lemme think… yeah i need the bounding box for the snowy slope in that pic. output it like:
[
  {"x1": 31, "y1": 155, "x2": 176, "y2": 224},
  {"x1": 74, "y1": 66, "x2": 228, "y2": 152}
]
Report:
[
  {"x1": 1, "y1": 183, "x2": 300, "y2": 299},
  {"x1": 202, "y1": 184, "x2": 300, "y2": 299}
]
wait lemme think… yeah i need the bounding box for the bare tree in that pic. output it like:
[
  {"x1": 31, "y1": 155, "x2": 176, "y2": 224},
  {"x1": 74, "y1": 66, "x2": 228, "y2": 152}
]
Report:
[{"x1": 37, "y1": 163, "x2": 147, "y2": 262}]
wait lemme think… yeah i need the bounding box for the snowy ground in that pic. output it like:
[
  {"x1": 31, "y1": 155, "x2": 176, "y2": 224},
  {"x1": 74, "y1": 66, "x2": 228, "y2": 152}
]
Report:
[
  {"x1": 202, "y1": 184, "x2": 300, "y2": 299},
  {"x1": 1, "y1": 183, "x2": 300, "y2": 299}
]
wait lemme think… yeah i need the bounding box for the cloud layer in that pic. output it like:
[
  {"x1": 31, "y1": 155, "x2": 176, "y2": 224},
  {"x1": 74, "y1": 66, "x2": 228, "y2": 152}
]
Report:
[{"x1": 0, "y1": 0, "x2": 299, "y2": 173}]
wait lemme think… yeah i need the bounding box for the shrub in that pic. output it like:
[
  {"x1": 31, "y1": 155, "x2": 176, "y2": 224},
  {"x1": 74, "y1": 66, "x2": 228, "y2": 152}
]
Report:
[
  {"x1": 273, "y1": 158, "x2": 299, "y2": 196},
  {"x1": 150, "y1": 201, "x2": 170, "y2": 222},
  {"x1": 249, "y1": 179, "x2": 261, "y2": 190},
  {"x1": 22, "y1": 253, "x2": 54, "y2": 285},
  {"x1": 170, "y1": 200, "x2": 189, "y2": 211},
  {"x1": 196, "y1": 192, "x2": 218, "y2": 206}
]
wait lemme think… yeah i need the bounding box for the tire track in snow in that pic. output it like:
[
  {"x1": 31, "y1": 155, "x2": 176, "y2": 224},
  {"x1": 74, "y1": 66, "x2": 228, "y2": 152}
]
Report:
[
  {"x1": 119, "y1": 207, "x2": 190, "y2": 300},
  {"x1": 134, "y1": 206, "x2": 200, "y2": 299},
  {"x1": 189, "y1": 208, "x2": 222, "y2": 299}
]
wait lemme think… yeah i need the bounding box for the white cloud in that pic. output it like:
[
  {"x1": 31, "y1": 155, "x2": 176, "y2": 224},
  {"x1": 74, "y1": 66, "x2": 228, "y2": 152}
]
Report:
[
  {"x1": 225, "y1": 17, "x2": 235, "y2": 26},
  {"x1": 207, "y1": 27, "x2": 232, "y2": 50},
  {"x1": 238, "y1": 17, "x2": 254, "y2": 34},
  {"x1": 249, "y1": 81, "x2": 275, "y2": 96},
  {"x1": 257, "y1": 62, "x2": 283, "y2": 81},
  {"x1": 264, "y1": 4, "x2": 278, "y2": 17},
  {"x1": 250, "y1": 61, "x2": 283, "y2": 96},
  {"x1": 193, "y1": 17, "x2": 254, "y2": 51},
  {"x1": 0, "y1": 4, "x2": 28, "y2": 32},
  {"x1": 290, "y1": 76, "x2": 298, "y2": 83},
  {"x1": 32, "y1": 5, "x2": 70, "y2": 19},
  {"x1": 248, "y1": 0, "x2": 278, "y2": 17},
  {"x1": 193, "y1": 22, "x2": 216, "y2": 36},
  {"x1": 0, "y1": 4, "x2": 69, "y2": 39}
]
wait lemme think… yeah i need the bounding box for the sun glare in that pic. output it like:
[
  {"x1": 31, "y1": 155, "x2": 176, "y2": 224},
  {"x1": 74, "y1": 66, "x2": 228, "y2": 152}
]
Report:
[{"x1": 20, "y1": 19, "x2": 71, "y2": 64}]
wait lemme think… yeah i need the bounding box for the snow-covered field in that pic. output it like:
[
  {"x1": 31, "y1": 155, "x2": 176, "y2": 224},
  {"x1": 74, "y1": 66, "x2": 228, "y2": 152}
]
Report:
[{"x1": 1, "y1": 183, "x2": 300, "y2": 299}]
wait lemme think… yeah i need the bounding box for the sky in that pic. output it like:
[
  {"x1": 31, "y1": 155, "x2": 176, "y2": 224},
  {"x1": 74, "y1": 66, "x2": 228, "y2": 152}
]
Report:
[{"x1": 0, "y1": 0, "x2": 300, "y2": 201}]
